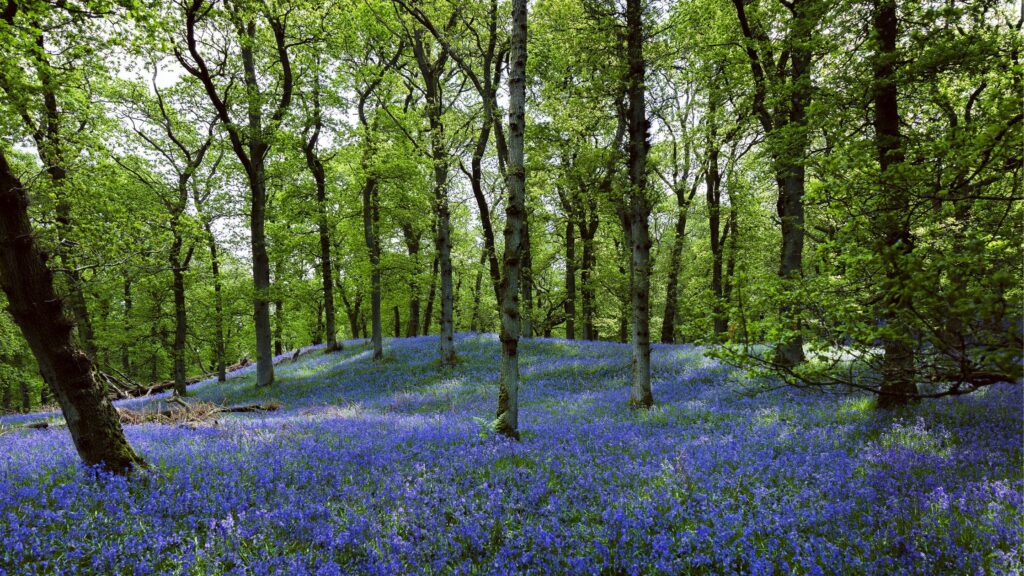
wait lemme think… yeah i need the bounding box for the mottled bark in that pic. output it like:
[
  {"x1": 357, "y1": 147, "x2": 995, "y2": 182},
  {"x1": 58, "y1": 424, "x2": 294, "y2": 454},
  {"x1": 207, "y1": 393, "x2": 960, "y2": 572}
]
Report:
[
  {"x1": 625, "y1": 0, "x2": 653, "y2": 409},
  {"x1": 413, "y1": 30, "x2": 457, "y2": 366},
  {"x1": 0, "y1": 151, "x2": 144, "y2": 473},
  {"x1": 496, "y1": 0, "x2": 527, "y2": 439}
]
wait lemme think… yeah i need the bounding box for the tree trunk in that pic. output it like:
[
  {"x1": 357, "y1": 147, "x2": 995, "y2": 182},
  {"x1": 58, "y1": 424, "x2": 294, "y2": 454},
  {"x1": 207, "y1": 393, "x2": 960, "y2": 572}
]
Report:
[
  {"x1": 661, "y1": 183, "x2": 694, "y2": 343},
  {"x1": 422, "y1": 253, "x2": 439, "y2": 335},
  {"x1": 303, "y1": 83, "x2": 340, "y2": 352},
  {"x1": 471, "y1": 250, "x2": 485, "y2": 332},
  {"x1": 0, "y1": 151, "x2": 144, "y2": 473},
  {"x1": 580, "y1": 218, "x2": 598, "y2": 340},
  {"x1": 707, "y1": 121, "x2": 728, "y2": 339},
  {"x1": 413, "y1": 32, "x2": 457, "y2": 366},
  {"x1": 393, "y1": 305, "x2": 401, "y2": 338},
  {"x1": 564, "y1": 218, "x2": 576, "y2": 340},
  {"x1": 437, "y1": 201, "x2": 456, "y2": 364},
  {"x1": 170, "y1": 231, "x2": 188, "y2": 396},
  {"x1": 401, "y1": 224, "x2": 421, "y2": 337},
  {"x1": 873, "y1": 0, "x2": 916, "y2": 408},
  {"x1": 496, "y1": 0, "x2": 527, "y2": 439},
  {"x1": 361, "y1": 174, "x2": 383, "y2": 361},
  {"x1": 204, "y1": 221, "x2": 226, "y2": 381},
  {"x1": 625, "y1": 0, "x2": 653, "y2": 409},
  {"x1": 121, "y1": 277, "x2": 132, "y2": 375},
  {"x1": 521, "y1": 215, "x2": 533, "y2": 338}
]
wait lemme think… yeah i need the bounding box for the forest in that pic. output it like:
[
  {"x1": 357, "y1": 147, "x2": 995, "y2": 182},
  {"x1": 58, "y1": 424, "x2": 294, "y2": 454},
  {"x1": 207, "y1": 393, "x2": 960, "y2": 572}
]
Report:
[{"x1": 0, "y1": 0, "x2": 1021, "y2": 573}]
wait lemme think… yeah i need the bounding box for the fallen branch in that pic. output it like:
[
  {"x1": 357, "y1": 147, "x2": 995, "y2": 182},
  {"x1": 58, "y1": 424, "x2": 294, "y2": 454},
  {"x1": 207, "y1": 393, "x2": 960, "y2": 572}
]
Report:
[{"x1": 117, "y1": 401, "x2": 281, "y2": 425}]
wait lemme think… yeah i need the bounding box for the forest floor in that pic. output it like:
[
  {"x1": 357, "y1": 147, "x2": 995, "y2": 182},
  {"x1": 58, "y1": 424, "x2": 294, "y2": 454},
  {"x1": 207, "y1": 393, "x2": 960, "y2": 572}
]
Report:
[{"x1": 0, "y1": 334, "x2": 1020, "y2": 575}]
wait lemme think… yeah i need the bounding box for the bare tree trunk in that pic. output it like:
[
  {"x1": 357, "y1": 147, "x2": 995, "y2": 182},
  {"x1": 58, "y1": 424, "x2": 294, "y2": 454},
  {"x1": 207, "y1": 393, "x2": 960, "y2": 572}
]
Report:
[
  {"x1": 413, "y1": 31, "x2": 457, "y2": 366},
  {"x1": 0, "y1": 151, "x2": 144, "y2": 473},
  {"x1": 731, "y1": 0, "x2": 814, "y2": 368},
  {"x1": 625, "y1": 0, "x2": 653, "y2": 409},
  {"x1": 521, "y1": 216, "x2": 533, "y2": 338},
  {"x1": 661, "y1": 181, "x2": 696, "y2": 343},
  {"x1": 471, "y1": 250, "x2": 485, "y2": 332},
  {"x1": 361, "y1": 174, "x2": 384, "y2": 361},
  {"x1": 496, "y1": 0, "x2": 527, "y2": 439},
  {"x1": 564, "y1": 218, "x2": 576, "y2": 340},
  {"x1": 873, "y1": 0, "x2": 916, "y2": 409},
  {"x1": 393, "y1": 306, "x2": 401, "y2": 338},
  {"x1": 121, "y1": 277, "x2": 132, "y2": 374},
  {"x1": 170, "y1": 229, "x2": 188, "y2": 395},
  {"x1": 422, "y1": 253, "x2": 439, "y2": 335},
  {"x1": 401, "y1": 224, "x2": 422, "y2": 337},
  {"x1": 580, "y1": 217, "x2": 599, "y2": 340},
  {"x1": 706, "y1": 116, "x2": 728, "y2": 339},
  {"x1": 204, "y1": 221, "x2": 226, "y2": 381},
  {"x1": 303, "y1": 75, "x2": 340, "y2": 352}
]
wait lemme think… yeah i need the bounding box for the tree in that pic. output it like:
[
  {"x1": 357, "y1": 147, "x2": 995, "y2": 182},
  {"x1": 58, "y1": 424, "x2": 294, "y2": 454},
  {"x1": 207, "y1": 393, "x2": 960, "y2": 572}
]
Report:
[
  {"x1": 730, "y1": 0, "x2": 823, "y2": 367},
  {"x1": 495, "y1": 0, "x2": 528, "y2": 438},
  {"x1": 0, "y1": 150, "x2": 144, "y2": 473},
  {"x1": 621, "y1": 0, "x2": 654, "y2": 409},
  {"x1": 175, "y1": 0, "x2": 297, "y2": 387}
]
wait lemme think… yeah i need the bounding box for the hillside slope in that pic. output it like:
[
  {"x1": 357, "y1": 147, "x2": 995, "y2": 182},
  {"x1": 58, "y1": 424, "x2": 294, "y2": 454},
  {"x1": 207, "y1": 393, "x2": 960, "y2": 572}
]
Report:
[{"x1": 0, "y1": 334, "x2": 1020, "y2": 575}]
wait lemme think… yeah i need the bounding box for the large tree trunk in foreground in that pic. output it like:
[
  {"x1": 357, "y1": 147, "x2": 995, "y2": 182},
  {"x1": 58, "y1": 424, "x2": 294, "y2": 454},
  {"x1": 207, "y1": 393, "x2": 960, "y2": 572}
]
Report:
[
  {"x1": 873, "y1": 0, "x2": 916, "y2": 409},
  {"x1": 496, "y1": 0, "x2": 527, "y2": 439},
  {"x1": 625, "y1": 0, "x2": 653, "y2": 409},
  {"x1": 0, "y1": 151, "x2": 143, "y2": 473}
]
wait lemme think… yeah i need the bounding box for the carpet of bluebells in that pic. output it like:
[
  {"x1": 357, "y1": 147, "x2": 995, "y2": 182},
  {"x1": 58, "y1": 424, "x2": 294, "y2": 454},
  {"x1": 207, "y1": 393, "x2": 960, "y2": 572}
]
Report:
[{"x1": 0, "y1": 334, "x2": 1021, "y2": 575}]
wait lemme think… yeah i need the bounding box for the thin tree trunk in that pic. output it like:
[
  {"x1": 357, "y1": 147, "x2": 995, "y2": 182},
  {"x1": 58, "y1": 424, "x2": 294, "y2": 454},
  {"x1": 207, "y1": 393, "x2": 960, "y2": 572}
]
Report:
[
  {"x1": 471, "y1": 250, "x2": 485, "y2": 332},
  {"x1": 423, "y1": 253, "x2": 439, "y2": 335},
  {"x1": 0, "y1": 151, "x2": 144, "y2": 473},
  {"x1": 121, "y1": 277, "x2": 132, "y2": 375},
  {"x1": 393, "y1": 305, "x2": 401, "y2": 338},
  {"x1": 580, "y1": 219, "x2": 598, "y2": 340},
  {"x1": 413, "y1": 31, "x2": 457, "y2": 366},
  {"x1": 303, "y1": 75, "x2": 340, "y2": 352},
  {"x1": 401, "y1": 224, "x2": 421, "y2": 337},
  {"x1": 204, "y1": 221, "x2": 226, "y2": 381},
  {"x1": 521, "y1": 215, "x2": 533, "y2": 338},
  {"x1": 564, "y1": 218, "x2": 576, "y2": 340},
  {"x1": 706, "y1": 116, "x2": 728, "y2": 339},
  {"x1": 170, "y1": 228, "x2": 188, "y2": 396},
  {"x1": 496, "y1": 0, "x2": 527, "y2": 439},
  {"x1": 361, "y1": 174, "x2": 383, "y2": 361}
]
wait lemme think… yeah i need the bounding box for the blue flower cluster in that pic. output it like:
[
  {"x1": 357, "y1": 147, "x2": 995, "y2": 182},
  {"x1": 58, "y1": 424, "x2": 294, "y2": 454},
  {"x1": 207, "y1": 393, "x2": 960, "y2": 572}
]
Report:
[{"x1": 0, "y1": 335, "x2": 1020, "y2": 575}]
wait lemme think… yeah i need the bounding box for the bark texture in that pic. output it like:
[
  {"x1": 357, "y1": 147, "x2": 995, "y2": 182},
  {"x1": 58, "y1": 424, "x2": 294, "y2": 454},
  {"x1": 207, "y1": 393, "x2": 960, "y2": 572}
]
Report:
[
  {"x1": 0, "y1": 151, "x2": 144, "y2": 473},
  {"x1": 496, "y1": 0, "x2": 527, "y2": 439}
]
